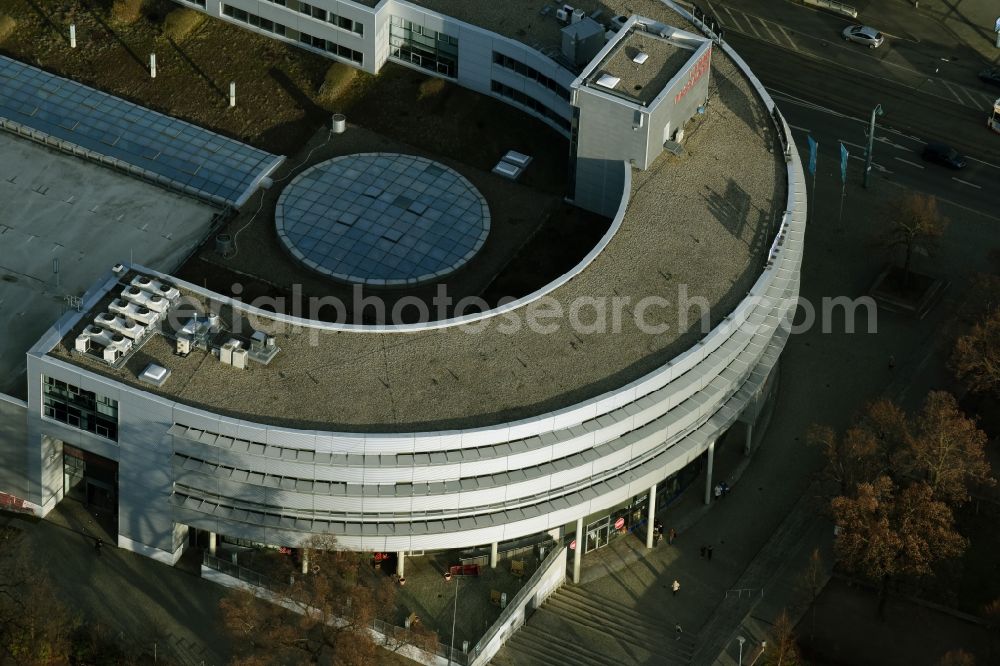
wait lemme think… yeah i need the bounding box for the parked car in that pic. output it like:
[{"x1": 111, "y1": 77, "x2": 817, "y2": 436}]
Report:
[
  {"x1": 921, "y1": 143, "x2": 967, "y2": 169},
  {"x1": 841, "y1": 25, "x2": 885, "y2": 49},
  {"x1": 979, "y1": 68, "x2": 1000, "y2": 88}
]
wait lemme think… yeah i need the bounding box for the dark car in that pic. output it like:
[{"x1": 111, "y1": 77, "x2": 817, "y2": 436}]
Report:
[
  {"x1": 979, "y1": 68, "x2": 1000, "y2": 88},
  {"x1": 921, "y1": 143, "x2": 967, "y2": 169}
]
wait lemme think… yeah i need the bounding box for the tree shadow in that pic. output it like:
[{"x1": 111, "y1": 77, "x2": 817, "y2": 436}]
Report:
[
  {"x1": 79, "y1": 0, "x2": 146, "y2": 72},
  {"x1": 21, "y1": 0, "x2": 69, "y2": 44},
  {"x1": 268, "y1": 66, "x2": 327, "y2": 119},
  {"x1": 166, "y1": 36, "x2": 226, "y2": 101}
]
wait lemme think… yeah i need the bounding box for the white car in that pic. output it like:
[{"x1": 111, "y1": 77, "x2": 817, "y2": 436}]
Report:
[{"x1": 841, "y1": 25, "x2": 884, "y2": 49}]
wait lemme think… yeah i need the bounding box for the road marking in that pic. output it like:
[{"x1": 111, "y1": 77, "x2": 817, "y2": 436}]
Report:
[
  {"x1": 954, "y1": 83, "x2": 983, "y2": 108},
  {"x1": 718, "y1": 5, "x2": 746, "y2": 33},
  {"x1": 875, "y1": 136, "x2": 915, "y2": 151},
  {"x1": 777, "y1": 25, "x2": 799, "y2": 51},
  {"x1": 893, "y1": 157, "x2": 925, "y2": 168},
  {"x1": 939, "y1": 80, "x2": 967, "y2": 105},
  {"x1": 847, "y1": 155, "x2": 892, "y2": 174},
  {"x1": 740, "y1": 11, "x2": 764, "y2": 39},
  {"x1": 788, "y1": 124, "x2": 810, "y2": 133},
  {"x1": 769, "y1": 87, "x2": 1000, "y2": 170},
  {"x1": 952, "y1": 177, "x2": 982, "y2": 189},
  {"x1": 757, "y1": 17, "x2": 780, "y2": 43}
]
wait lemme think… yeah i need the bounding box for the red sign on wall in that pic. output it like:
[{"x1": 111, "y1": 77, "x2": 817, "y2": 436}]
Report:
[
  {"x1": 674, "y1": 47, "x2": 713, "y2": 105},
  {"x1": 614, "y1": 517, "x2": 626, "y2": 530}
]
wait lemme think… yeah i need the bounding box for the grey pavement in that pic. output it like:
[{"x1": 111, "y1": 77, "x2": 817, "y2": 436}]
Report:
[{"x1": 2, "y1": 501, "x2": 228, "y2": 666}]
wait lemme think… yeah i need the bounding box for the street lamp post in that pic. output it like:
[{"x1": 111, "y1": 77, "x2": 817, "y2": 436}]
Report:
[
  {"x1": 737, "y1": 635, "x2": 746, "y2": 666},
  {"x1": 448, "y1": 576, "x2": 460, "y2": 665},
  {"x1": 863, "y1": 104, "x2": 884, "y2": 189}
]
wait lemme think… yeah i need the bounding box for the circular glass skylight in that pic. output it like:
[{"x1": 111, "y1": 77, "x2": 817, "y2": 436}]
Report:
[{"x1": 275, "y1": 153, "x2": 490, "y2": 286}]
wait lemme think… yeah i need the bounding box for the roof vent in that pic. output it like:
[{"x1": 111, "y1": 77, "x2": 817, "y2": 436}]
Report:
[
  {"x1": 139, "y1": 363, "x2": 171, "y2": 387},
  {"x1": 632, "y1": 52, "x2": 649, "y2": 65},
  {"x1": 596, "y1": 73, "x2": 621, "y2": 89}
]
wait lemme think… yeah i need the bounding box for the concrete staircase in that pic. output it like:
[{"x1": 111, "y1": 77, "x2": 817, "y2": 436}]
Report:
[{"x1": 492, "y1": 585, "x2": 696, "y2": 665}]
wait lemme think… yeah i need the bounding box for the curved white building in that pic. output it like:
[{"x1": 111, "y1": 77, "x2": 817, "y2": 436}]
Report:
[{"x1": 19, "y1": 0, "x2": 805, "y2": 571}]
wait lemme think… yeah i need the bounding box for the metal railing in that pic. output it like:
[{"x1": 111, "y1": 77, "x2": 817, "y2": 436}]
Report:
[
  {"x1": 466, "y1": 544, "x2": 567, "y2": 664},
  {"x1": 202, "y1": 551, "x2": 466, "y2": 664}
]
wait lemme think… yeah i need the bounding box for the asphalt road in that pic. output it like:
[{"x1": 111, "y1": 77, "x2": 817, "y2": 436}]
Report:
[
  {"x1": 772, "y1": 89, "x2": 1000, "y2": 218},
  {"x1": 688, "y1": 0, "x2": 1000, "y2": 164}
]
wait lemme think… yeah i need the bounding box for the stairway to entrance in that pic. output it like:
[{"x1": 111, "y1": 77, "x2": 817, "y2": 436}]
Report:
[{"x1": 492, "y1": 584, "x2": 696, "y2": 665}]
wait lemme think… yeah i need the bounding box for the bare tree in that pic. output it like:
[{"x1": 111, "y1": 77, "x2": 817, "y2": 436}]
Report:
[
  {"x1": 832, "y1": 477, "x2": 966, "y2": 616},
  {"x1": 880, "y1": 192, "x2": 948, "y2": 288},
  {"x1": 0, "y1": 528, "x2": 78, "y2": 663},
  {"x1": 937, "y1": 649, "x2": 976, "y2": 666},
  {"x1": 761, "y1": 610, "x2": 802, "y2": 666},
  {"x1": 809, "y1": 398, "x2": 903, "y2": 496},
  {"x1": 795, "y1": 548, "x2": 825, "y2": 639},
  {"x1": 897, "y1": 391, "x2": 993, "y2": 505},
  {"x1": 219, "y1": 536, "x2": 437, "y2": 665},
  {"x1": 951, "y1": 308, "x2": 1000, "y2": 397}
]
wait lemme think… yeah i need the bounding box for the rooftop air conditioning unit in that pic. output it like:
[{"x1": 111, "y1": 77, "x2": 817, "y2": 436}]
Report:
[
  {"x1": 145, "y1": 294, "x2": 168, "y2": 313},
  {"x1": 176, "y1": 335, "x2": 192, "y2": 355},
  {"x1": 232, "y1": 348, "x2": 248, "y2": 370},
  {"x1": 102, "y1": 334, "x2": 132, "y2": 364},
  {"x1": 112, "y1": 263, "x2": 127, "y2": 277},
  {"x1": 131, "y1": 275, "x2": 180, "y2": 302},
  {"x1": 251, "y1": 330, "x2": 267, "y2": 353},
  {"x1": 74, "y1": 331, "x2": 92, "y2": 353},
  {"x1": 556, "y1": 7, "x2": 570, "y2": 23},
  {"x1": 220, "y1": 339, "x2": 241, "y2": 365},
  {"x1": 572, "y1": 8, "x2": 585, "y2": 23}
]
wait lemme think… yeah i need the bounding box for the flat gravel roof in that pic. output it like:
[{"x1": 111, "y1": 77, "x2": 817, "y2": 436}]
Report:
[{"x1": 50, "y1": 42, "x2": 785, "y2": 432}]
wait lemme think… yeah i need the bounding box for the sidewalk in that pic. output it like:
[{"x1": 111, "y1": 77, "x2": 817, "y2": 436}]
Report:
[
  {"x1": 3, "y1": 501, "x2": 228, "y2": 666},
  {"x1": 564, "y1": 125, "x2": 1000, "y2": 664}
]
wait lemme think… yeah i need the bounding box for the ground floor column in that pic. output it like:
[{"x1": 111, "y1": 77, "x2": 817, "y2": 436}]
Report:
[
  {"x1": 490, "y1": 542, "x2": 498, "y2": 569},
  {"x1": 744, "y1": 421, "x2": 753, "y2": 455},
  {"x1": 572, "y1": 516, "x2": 583, "y2": 584},
  {"x1": 301, "y1": 549, "x2": 309, "y2": 574},
  {"x1": 396, "y1": 550, "x2": 406, "y2": 578},
  {"x1": 704, "y1": 439, "x2": 716, "y2": 505},
  {"x1": 645, "y1": 483, "x2": 657, "y2": 548},
  {"x1": 209, "y1": 531, "x2": 217, "y2": 556}
]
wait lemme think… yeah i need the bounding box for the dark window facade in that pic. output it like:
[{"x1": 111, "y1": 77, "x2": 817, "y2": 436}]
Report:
[
  {"x1": 222, "y1": 4, "x2": 287, "y2": 36},
  {"x1": 492, "y1": 52, "x2": 571, "y2": 101},
  {"x1": 297, "y1": 30, "x2": 364, "y2": 64},
  {"x1": 42, "y1": 376, "x2": 119, "y2": 442},
  {"x1": 297, "y1": 1, "x2": 364, "y2": 35},
  {"x1": 490, "y1": 80, "x2": 572, "y2": 131},
  {"x1": 389, "y1": 16, "x2": 458, "y2": 78}
]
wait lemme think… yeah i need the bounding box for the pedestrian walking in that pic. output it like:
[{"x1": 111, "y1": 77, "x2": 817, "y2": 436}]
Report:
[
  {"x1": 888, "y1": 354, "x2": 896, "y2": 370},
  {"x1": 668, "y1": 528, "x2": 677, "y2": 545},
  {"x1": 714, "y1": 484, "x2": 722, "y2": 499},
  {"x1": 699, "y1": 545, "x2": 706, "y2": 558},
  {"x1": 720, "y1": 481, "x2": 730, "y2": 497},
  {"x1": 674, "y1": 623, "x2": 683, "y2": 640},
  {"x1": 707, "y1": 544, "x2": 714, "y2": 561},
  {"x1": 671, "y1": 579, "x2": 680, "y2": 596}
]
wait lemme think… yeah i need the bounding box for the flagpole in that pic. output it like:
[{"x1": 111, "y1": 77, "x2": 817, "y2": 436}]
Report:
[
  {"x1": 838, "y1": 142, "x2": 849, "y2": 229},
  {"x1": 837, "y1": 182, "x2": 846, "y2": 227}
]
